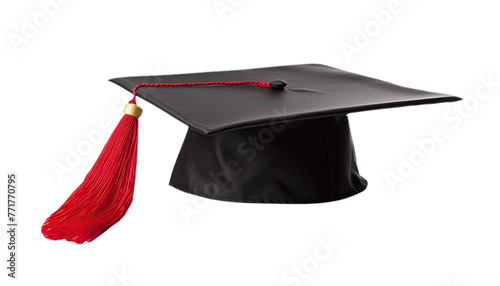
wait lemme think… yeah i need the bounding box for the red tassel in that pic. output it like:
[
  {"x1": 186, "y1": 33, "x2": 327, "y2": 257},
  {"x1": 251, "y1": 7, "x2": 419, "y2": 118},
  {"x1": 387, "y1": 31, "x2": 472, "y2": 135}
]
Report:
[
  {"x1": 42, "y1": 100, "x2": 142, "y2": 244},
  {"x1": 42, "y1": 80, "x2": 277, "y2": 244}
]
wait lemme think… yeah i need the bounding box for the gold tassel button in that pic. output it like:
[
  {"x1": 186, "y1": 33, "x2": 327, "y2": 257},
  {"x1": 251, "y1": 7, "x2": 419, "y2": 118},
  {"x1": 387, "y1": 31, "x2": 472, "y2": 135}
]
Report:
[{"x1": 124, "y1": 104, "x2": 143, "y2": 118}]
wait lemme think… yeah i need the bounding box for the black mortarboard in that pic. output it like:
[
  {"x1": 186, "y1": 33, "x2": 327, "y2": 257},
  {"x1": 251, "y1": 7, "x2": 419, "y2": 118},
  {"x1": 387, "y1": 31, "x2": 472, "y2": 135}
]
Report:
[
  {"x1": 42, "y1": 63, "x2": 461, "y2": 243},
  {"x1": 110, "y1": 63, "x2": 460, "y2": 202}
]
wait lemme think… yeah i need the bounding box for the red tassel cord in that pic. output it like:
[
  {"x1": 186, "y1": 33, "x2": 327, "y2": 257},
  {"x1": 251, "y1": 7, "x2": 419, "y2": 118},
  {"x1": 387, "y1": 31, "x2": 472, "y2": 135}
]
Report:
[
  {"x1": 42, "y1": 80, "x2": 283, "y2": 243},
  {"x1": 129, "y1": 79, "x2": 286, "y2": 102}
]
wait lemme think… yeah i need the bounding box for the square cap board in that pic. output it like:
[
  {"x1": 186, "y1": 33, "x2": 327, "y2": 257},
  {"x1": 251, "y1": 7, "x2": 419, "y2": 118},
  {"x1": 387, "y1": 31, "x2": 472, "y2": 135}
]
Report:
[{"x1": 111, "y1": 63, "x2": 460, "y2": 135}]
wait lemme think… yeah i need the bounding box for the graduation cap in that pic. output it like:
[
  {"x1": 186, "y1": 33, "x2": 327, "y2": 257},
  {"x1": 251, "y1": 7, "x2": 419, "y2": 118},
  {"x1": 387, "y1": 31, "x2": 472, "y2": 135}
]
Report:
[{"x1": 42, "y1": 63, "x2": 461, "y2": 243}]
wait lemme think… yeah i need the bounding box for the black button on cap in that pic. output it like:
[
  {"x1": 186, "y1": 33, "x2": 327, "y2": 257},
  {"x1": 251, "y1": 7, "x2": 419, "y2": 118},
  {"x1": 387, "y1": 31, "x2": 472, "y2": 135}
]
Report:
[{"x1": 269, "y1": 79, "x2": 287, "y2": 90}]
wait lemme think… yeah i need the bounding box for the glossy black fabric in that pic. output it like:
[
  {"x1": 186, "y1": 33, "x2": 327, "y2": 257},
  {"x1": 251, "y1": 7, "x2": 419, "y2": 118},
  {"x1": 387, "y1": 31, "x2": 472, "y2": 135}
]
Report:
[
  {"x1": 110, "y1": 63, "x2": 460, "y2": 135},
  {"x1": 170, "y1": 116, "x2": 367, "y2": 203}
]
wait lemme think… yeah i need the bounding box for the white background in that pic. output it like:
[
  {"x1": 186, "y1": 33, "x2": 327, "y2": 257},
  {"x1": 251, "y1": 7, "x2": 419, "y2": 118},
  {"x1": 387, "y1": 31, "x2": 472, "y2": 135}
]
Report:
[{"x1": 1, "y1": 0, "x2": 499, "y2": 285}]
